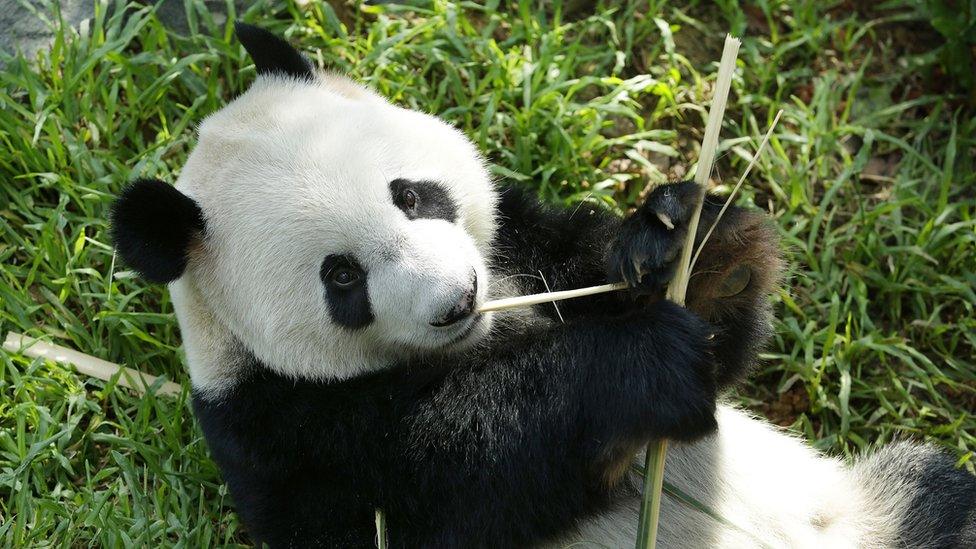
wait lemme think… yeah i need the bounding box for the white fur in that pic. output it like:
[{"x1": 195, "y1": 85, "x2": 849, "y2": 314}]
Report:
[
  {"x1": 171, "y1": 74, "x2": 497, "y2": 396},
  {"x1": 553, "y1": 406, "x2": 898, "y2": 548}
]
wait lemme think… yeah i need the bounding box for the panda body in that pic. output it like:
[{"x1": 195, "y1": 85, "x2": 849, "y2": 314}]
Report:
[{"x1": 112, "y1": 24, "x2": 976, "y2": 549}]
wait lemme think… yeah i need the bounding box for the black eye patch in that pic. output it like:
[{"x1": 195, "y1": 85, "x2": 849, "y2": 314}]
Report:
[
  {"x1": 320, "y1": 254, "x2": 373, "y2": 330},
  {"x1": 389, "y1": 179, "x2": 458, "y2": 223}
]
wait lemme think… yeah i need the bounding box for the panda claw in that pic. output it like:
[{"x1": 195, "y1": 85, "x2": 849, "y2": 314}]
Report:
[
  {"x1": 656, "y1": 211, "x2": 675, "y2": 230},
  {"x1": 632, "y1": 257, "x2": 644, "y2": 284}
]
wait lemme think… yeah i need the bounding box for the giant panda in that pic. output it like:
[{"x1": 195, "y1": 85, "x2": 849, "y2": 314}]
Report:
[{"x1": 110, "y1": 23, "x2": 976, "y2": 548}]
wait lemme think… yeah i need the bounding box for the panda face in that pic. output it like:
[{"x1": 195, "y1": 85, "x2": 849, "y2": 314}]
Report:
[{"x1": 167, "y1": 75, "x2": 497, "y2": 386}]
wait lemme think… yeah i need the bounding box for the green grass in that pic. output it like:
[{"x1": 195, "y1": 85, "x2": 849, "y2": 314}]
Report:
[{"x1": 1, "y1": 0, "x2": 974, "y2": 545}]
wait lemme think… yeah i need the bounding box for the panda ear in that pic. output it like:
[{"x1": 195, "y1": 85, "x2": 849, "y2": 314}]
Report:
[
  {"x1": 111, "y1": 178, "x2": 205, "y2": 284},
  {"x1": 235, "y1": 22, "x2": 314, "y2": 80}
]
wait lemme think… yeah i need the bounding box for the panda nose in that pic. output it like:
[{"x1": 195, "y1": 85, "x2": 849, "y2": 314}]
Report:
[{"x1": 431, "y1": 273, "x2": 477, "y2": 327}]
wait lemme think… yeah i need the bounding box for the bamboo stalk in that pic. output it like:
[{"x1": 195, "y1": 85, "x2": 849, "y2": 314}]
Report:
[
  {"x1": 2, "y1": 331, "x2": 182, "y2": 397},
  {"x1": 636, "y1": 440, "x2": 669, "y2": 544},
  {"x1": 375, "y1": 508, "x2": 389, "y2": 549},
  {"x1": 664, "y1": 36, "x2": 741, "y2": 306},
  {"x1": 477, "y1": 282, "x2": 628, "y2": 313},
  {"x1": 637, "y1": 35, "x2": 741, "y2": 549}
]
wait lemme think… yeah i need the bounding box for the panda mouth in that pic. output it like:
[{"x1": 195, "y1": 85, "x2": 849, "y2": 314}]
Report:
[{"x1": 445, "y1": 313, "x2": 484, "y2": 346}]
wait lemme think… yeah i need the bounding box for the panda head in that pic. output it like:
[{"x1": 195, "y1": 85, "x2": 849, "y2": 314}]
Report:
[{"x1": 112, "y1": 24, "x2": 497, "y2": 390}]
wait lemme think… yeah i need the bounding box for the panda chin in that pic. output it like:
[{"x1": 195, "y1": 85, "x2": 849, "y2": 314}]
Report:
[{"x1": 439, "y1": 312, "x2": 488, "y2": 350}]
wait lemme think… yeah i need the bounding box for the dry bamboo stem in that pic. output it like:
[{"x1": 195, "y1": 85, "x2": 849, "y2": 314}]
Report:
[
  {"x1": 665, "y1": 36, "x2": 741, "y2": 305},
  {"x1": 638, "y1": 35, "x2": 741, "y2": 549},
  {"x1": 478, "y1": 282, "x2": 628, "y2": 313},
  {"x1": 2, "y1": 331, "x2": 182, "y2": 397}
]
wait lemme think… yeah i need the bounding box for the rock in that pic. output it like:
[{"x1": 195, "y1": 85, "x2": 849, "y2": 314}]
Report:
[
  {"x1": 0, "y1": 0, "x2": 94, "y2": 63},
  {"x1": 0, "y1": 0, "x2": 240, "y2": 66}
]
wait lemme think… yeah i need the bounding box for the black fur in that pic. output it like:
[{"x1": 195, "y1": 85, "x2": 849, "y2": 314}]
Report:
[
  {"x1": 389, "y1": 179, "x2": 458, "y2": 223},
  {"x1": 854, "y1": 442, "x2": 976, "y2": 548},
  {"x1": 111, "y1": 178, "x2": 204, "y2": 283},
  {"x1": 320, "y1": 254, "x2": 374, "y2": 329},
  {"x1": 899, "y1": 454, "x2": 976, "y2": 549},
  {"x1": 234, "y1": 22, "x2": 313, "y2": 80}
]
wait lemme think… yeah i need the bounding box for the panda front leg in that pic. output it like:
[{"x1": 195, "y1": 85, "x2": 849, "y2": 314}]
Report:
[
  {"x1": 395, "y1": 300, "x2": 722, "y2": 547},
  {"x1": 494, "y1": 181, "x2": 782, "y2": 388},
  {"x1": 609, "y1": 180, "x2": 784, "y2": 387}
]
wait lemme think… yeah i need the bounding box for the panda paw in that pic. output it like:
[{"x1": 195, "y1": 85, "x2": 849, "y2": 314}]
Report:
[{"x1": 607, "y1": 181, "x2": 700, "y2": 293}]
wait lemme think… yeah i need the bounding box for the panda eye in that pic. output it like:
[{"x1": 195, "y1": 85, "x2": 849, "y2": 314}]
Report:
[
  {"x1": 389, "y1": 179, "x2": 457, "y2": 223},
  {"x1": 402, "y1": 189, "x2": 418, "y2": 210},
  {"x1": 329, "y1": 267, "x2": 360, "y2": 288}
]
